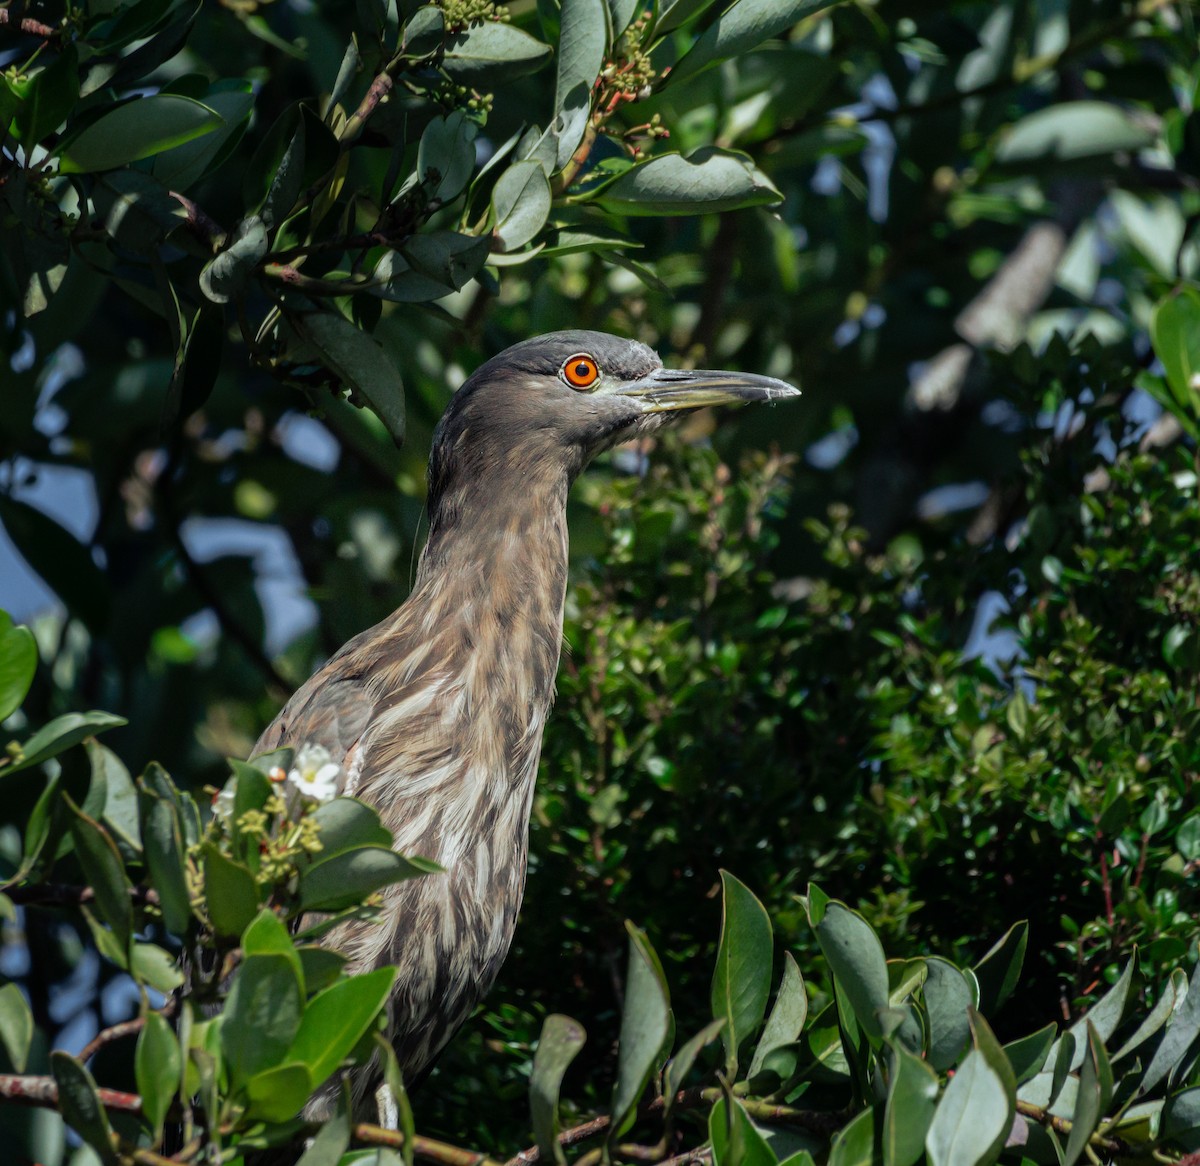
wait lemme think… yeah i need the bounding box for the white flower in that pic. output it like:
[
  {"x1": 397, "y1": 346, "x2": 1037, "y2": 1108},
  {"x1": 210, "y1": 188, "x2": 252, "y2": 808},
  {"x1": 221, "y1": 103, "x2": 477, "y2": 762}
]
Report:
[
  {"x1": 287, "y1": 743, "x2": 341, "y2": 804},
  {"x1": 212, "y1": 779, "x2": 237, "y2": 827}
]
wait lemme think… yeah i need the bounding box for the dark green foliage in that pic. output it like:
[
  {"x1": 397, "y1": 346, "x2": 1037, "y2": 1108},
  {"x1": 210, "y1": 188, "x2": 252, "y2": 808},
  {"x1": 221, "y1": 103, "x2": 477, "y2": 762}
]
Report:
[{"x1": 3, "y1": 0, "x2": 1200, "y2": 1161}]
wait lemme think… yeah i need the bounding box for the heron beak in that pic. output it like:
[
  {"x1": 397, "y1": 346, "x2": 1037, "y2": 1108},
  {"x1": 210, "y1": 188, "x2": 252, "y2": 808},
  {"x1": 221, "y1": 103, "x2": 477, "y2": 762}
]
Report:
[{"x1": 613, "y1": 367, "x2": 800, "y2": 413}]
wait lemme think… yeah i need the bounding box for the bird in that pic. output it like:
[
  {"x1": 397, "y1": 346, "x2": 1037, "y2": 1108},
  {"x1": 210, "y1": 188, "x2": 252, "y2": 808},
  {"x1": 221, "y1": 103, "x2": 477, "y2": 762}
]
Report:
[{"x1": 251, "y1": 330, "x2": 798, "y2": 1115}]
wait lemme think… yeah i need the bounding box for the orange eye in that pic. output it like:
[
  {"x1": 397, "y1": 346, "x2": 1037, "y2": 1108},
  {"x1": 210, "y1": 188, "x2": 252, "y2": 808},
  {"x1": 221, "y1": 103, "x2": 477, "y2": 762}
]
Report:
[{"x1": 561, "y1": 354, "x2": 600, "y2": 390}]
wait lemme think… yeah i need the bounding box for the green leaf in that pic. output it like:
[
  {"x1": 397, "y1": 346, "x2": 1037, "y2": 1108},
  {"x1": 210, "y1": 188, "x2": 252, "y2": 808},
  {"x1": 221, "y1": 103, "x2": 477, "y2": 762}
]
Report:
[
  {"x1": 244, "y1": 103, "x2": 307, "y2": 228},
  {"x1": 973, "y1": 921, "x2": 1027, "y2": 1013},
  {"x1": 305, "y1": 797, "x2": 392, "y2": 859},
  {"x1": 2, "y1": 710, "x2": 126, "y2": 778},
  {"x1": 827, "y1": 1106, "x2": 875, "y2": 1166},
  {"x1": 90, "y1": 742, "x2": 140, "y2": 856},
  {"x1": 492, "y1": 161, "x2": 553, "y2": 253},
  {"x1": 667, "y1": 0, "x2": 839, "y2": 87},
  {"x1": 131, "y1": 942, "x2": 184, "y2": 992},
  {"x1": 1150, "y1": 288, "x2": 1200, "y2": 420},
  {"x1": 923, "y1": 957, "x2": 974, "y2": 1071},
  {"x1": 222, "y1": 952, "x2": 304, "y2": 1086},
  {"x1": 290, "y1": 311, "x2": 406, "y2": 446},
  {"x1": 286, "y1": 966, "x2": 397, "y2": 1088},
  {"x1": 244, "y1": 1061, "x2": 314, "y2": 1122},
  {"x1": 553, "y1": 0, "x2": 608, "y2": 165},
  {"x1": 1065, "y1": 951, "x2": 1134, "y2": 1070},
  {"x1": 243, "y1": 909, "x2": 304, "y2": 987},
  {"x1": 925, "y1": 1011, "x2": 1015, "y2": 1166},
  {"x1": 51, "y1": 1052, "x2": 118, "y2": 1163},
  {"x1": 202, "y1": 842, "x2": 261, "y2": 939},
  {"x1": 401, "y1": 5, "x2": 445, "y2": 57},
  {"x1": 1162, "y1": 1087, "x2": 1200, "y2": 1154},
  {"x1": 748, "y1": 951, "x2": 807, "y2": 1082},
  {"x1": 0, "y1": 620, "x2": 36, "y2": 721},
  {"x1": 442, "y1": 22, "x2": 552, "y2": 85},
  {"x1": 16, "y1": 45, "x2": 80, "y2": 154},
  {"x1": 652, "y1": 0, "x2": 723, "y2": 39},
  {"x1": 372, "y1": 232, "x2": 489, "y2": 304},
  {"x1": 228, "y1": 759, "x2": 273, "y2": 870},
  {"x1": 538, "y1": 226, "x2": 640, "y2": 256},
  {"x1": 298, "y1": 844, "x2": 436, "y2": 913},
  {"x1": 297, "y1": 946, "x2": 348, "y2": 995},
  {"x1": 607, "y1": 0, "x2": 639, "y2": 35},
  {"x1": 90, "y1": 1, "x2": 201, "y2": 94},
  {"x1": 1141, "y1": 958, "x2": 1200, "y2": 1095},
  {"x1": 0, "y1": 498, "x2": 111, "y2": 629},
  {"x1": 1003, "y1": 1022, "x2": 1057, "y2": 1086},
  {"x1": 136, "y1": 1012, "x2": 181, "y2": 1139},
  {"x1": 417, "y1": 111, "x2": 477, "y2": 203},
  {"x1": 0, "y1": 983, "x2": 33, "y2": 1072},
  {"x1": 1113, "y1": 969, "x2": 1183, "y2": 1061},
  {"x1": 57, "y1": 93, "x2": 223, "y2": 173},
  {"x1": 610, "y1": 922, "x2": 672, "y2": 1139},
  {"x1": 883, "y1": 1041, "x2": 939, "y2": 1166},
  {"x1": 709, "y1": 1091, "x2": 777, "y2": 1166},
  {"x1": 664, "y1": 1018, "x2": 725, "y2": 1111},
  {"x1": 711, "y1": 870, "x2": 773, "y2": 1076},
  {"x1": 165, "y1": 304, "x2": 225, "y2": 425},
  {"x1": 1063, "y1": 1022, "x2": 1112, "y2": 1166},
  {"x1": 139, "y1": 776, "x2": 192, "y2": 936},
  {"x1": 200, "y1": 215, "x2": 267, "y2": 304},
  {"x1": 592, "y1": 148, "x2": 781, "y2": 215},
  {"x1": 530, "y1": 1014, "x2": 587, "y2": 1164},
  {"x1": 995, "y1": 101, "x2": 1157, "y2": 166},
  {"x1": 66, "y1": 797, "x2": 133, "y2": 955},
  {"x1": 811, "y1": 898, "x2": 888, "y2": 1047},
  {"x1": 94, "y1": 170, "x2": 187, "y2": 253},
  {"x1": 152, "y1": 85, "x2": 254, "y2": 190}
]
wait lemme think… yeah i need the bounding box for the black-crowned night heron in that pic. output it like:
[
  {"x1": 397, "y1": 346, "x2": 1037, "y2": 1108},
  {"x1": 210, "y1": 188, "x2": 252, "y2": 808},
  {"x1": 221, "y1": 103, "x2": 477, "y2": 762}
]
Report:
[{"x1": 252, "y1": 330, "x2": 798, "y2": 1113}]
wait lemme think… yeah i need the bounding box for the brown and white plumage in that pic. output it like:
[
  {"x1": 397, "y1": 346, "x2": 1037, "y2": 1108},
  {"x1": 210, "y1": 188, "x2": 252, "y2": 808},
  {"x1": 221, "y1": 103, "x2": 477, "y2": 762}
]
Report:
[{"x1": 251, "y1": 331, "x2": 797, "y2": 1112}]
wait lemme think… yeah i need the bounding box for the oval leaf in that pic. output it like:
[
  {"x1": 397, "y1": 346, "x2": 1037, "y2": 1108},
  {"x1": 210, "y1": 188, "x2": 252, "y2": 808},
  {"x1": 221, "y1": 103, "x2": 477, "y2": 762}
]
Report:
[
  {"x1": 136, "y1": 1012, "x2": 181, "y2": 1138},
  {"x1": 711, "y1": 871, "x2": 773, "y2": 1077},
  {"x1": 286, "y1": 966, "x2": 397, "y2": 1088},
  {"x1": 58, "y1": 94, "x2": 223, "y2": 173},
  {"x1": 530, "y1": 1014, "x2": 587, "y2": 1164},
  {"x1": 610, "y1": 923, "x2": 671, "y2": 1139},
  {"x1": 492, "y1": 160, "x2": 553, "y2": 252},
  {"x1": 298, "y1": 844, "x2": 436, "y2": 913},
  {"x1": 592, "y1": 147, "x2": 781, "y2": 216}
]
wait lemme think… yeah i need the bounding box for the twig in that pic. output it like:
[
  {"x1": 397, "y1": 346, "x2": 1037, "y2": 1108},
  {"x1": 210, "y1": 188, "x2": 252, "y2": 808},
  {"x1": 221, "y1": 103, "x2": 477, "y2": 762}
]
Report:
[
  {"x1": 656, "y1": 1150, "x2": 711, "y2": 1166},
  {"x1": 1015, "y1": 1099, "x2": 1127, "y2": 1156},
  {"x1": 168, "y1": 193, "x2": 226, "y2": 252},
  {"x1": 341, "y1": 64, "x2": 400, "y2": 143},
  {"x1": 0, "y1": 1073, "x2": 142, "y2": 1115},
  {"x1": 353, "y1": 1122, "x2": 503, "y2": 1166},
  {"x1": 506, "y1": 1087, "x2": 840, "y2": 1166},
  {"x1": 78, "y1": 1018, "x2": 145, "y2": 1064},
  {"x1": 6, "y1": 883, "x2": 160, "y2": 908}
]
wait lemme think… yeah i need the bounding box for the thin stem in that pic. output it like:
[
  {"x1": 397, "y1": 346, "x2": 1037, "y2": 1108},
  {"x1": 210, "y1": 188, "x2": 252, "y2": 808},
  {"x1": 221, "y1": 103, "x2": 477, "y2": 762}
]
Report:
[
  {"x1": 79, "y1": 1018, "x2": 145, "y2": 1064},
  {"x1": 6, "y1": 883, "x2": 160, "y2": 908},
  {"x1": 0, "y1": 1073, "x2": 142, "y2": 1116},
  {"x1": 353, "y1": 1122, "x2": 503, "y2": 1166}
]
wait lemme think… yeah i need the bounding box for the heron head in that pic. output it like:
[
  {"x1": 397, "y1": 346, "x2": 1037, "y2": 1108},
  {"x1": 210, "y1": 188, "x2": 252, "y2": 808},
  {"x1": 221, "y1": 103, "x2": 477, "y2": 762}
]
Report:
[{"x1": 428, "y1": 331, "x2": 799, "y2": 501}]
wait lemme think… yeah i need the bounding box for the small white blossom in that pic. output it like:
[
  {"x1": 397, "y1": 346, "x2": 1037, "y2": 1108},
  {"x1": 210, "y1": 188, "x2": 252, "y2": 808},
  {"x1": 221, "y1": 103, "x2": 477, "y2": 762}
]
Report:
[
  {"x1": 212, "y1": 779, "x2": 237, "y2": 827},
  {"x1": 287, "y1": 743, "x2": 341, "y2": 804}
]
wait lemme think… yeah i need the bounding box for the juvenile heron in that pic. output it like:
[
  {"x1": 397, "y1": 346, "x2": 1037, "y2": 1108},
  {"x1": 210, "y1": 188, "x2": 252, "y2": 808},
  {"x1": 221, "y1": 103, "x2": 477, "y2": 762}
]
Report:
[{"x1": 252, "y1": 330, "x2": 798, "y2": 1111}]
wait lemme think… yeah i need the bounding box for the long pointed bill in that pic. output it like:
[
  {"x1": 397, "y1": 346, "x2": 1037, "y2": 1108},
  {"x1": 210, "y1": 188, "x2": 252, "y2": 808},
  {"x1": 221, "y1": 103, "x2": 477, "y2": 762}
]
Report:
[{"x1": 610, "y1": 367, "x2": 800, "y2": 413}]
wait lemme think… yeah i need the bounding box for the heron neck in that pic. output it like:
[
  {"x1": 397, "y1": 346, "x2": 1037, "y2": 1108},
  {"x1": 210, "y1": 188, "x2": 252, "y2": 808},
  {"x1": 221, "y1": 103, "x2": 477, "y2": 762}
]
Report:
[{"x1": 411, "y1": 469, "x2": 572, "y2": 731}]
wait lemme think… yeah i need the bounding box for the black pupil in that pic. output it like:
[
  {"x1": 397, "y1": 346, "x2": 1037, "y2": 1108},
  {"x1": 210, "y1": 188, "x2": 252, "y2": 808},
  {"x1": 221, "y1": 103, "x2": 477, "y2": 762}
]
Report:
[{"x1": 573, "y1": 361, "x2": 590, "y2": 379}]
